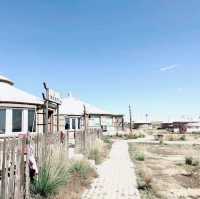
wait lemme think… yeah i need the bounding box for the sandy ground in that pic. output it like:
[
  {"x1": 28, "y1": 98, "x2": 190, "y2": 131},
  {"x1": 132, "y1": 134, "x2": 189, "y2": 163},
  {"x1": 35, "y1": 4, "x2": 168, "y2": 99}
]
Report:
[{"x1": 129, "y1": 142, "x2": 200, "y2": 199}]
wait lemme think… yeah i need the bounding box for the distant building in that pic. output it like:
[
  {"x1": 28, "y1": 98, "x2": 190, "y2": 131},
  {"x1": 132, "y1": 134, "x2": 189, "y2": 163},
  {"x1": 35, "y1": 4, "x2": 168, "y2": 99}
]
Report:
[
  {"x1": 133, "y1": 122, "x2": 153, "y2": 130},
  {"x1": 59, "y1": 95, "x2": 124, "y2": 135},
  {"x1": 160, "y1": 121, "x2": 200, "y2": 133},
  {"x1": 186, "y1": 122, "x2": 200, "y2": 133}
]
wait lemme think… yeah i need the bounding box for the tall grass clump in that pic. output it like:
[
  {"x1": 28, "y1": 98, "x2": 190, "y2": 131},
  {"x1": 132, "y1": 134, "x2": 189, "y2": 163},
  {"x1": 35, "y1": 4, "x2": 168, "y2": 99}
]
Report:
[
  {"x1": 31, "y1": 163, "x2": 69, "y2": 197},
  {"x1": 135, "y1": 151, "x2": 145, "y2": 161},
  {"x1": 88, "y1": 139, "x2": 105, "y2": 164},
  {"x1": 31, "y1": 148, "x2": 69, "y2": 197},
  {"x1": 103, "y1": 136, "x2": 113, "y2": 145},
  {"x1": 180, "y1": 135, "x2": 186, "y2": 141},
  {"x1": 68, "y1": 160, "x2": 95, "y2": 179}
]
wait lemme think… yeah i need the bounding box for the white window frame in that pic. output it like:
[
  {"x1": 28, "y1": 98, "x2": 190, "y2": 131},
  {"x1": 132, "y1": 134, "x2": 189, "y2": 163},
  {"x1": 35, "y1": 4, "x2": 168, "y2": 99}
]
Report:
[
  {"x1": 28, "y1": 109, "x2": 37, "y2": 133},
  {"x1": 12, "y1": 108, "x2": 24, "y2": 134}
]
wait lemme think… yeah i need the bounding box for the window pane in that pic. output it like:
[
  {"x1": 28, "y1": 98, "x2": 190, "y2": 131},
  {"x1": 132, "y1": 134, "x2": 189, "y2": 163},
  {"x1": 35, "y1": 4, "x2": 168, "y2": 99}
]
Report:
[
  {"x1": 65, "y1": 118, "x2": 70, "y2": 130},
  {"x1": 0, "y1": 109, "x2": 6, "y2": 133},
  {"x1": 12, "y1": 109, "x2": 22, "y2": 132},
  {"x1": 72, "y1": 118, "x2": 76, "y2": 130},
  {"x1": 28, "y1": 109, "x2": 36, "y2": 132},
  {"x1": 78, "y1": 118, "x2": 80, "y2": 129}
]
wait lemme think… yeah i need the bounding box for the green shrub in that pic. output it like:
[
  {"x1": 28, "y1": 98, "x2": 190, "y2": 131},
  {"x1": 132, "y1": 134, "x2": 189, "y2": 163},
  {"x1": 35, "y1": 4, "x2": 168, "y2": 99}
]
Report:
[
  {"x1": 185, "y1": 156, "x2": 193, "y2": 165},
  {"x1": 31, "y1": 162, "x2": 69, "y2": 197},
  {"x1": 103, "y1": 137, "x2": 113, "y2": 145},
  {"x1": 68, "y1": 160, "x2": 93, "y2": 179},
  {"x1": 180, "y1": 135, "x2": 186, "y2": 141},
  {"x1": 135, "y1": 152, "x2": 145, "y2": 161},
  {"x1": 159, "y1": 139, "x2": 164, "y2": 145}
]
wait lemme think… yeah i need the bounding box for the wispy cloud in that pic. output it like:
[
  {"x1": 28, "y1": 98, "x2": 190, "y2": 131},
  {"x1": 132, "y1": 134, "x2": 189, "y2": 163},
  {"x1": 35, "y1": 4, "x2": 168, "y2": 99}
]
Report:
[{"x1": 160, "y1": 64, "x2": 178, "y2": 72}]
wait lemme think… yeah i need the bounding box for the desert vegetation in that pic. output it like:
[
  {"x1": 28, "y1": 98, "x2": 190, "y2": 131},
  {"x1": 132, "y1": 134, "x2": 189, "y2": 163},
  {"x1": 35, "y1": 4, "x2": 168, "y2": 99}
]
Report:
[
  {"x1": 31, "y1": 148, "x2": 97, "y2": 199},
  {"x1": 31, "y1": 136, "x2": 113, "y2": 199},
  {"x1": 129, "y1": 142, "x2": 200, "y2": 199},
  {"x1": 87, "y1": 137, "x2": 113, "y2": 164}
]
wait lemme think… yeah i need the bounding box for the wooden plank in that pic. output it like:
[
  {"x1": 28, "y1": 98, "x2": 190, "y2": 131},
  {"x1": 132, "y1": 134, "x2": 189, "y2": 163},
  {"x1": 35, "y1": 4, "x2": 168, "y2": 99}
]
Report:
[
  {"x1": 8, "y1": 138, "x2": 16, "y2": 199},
  {"x1": 14, "y1": 138, "x2": 22, "y2": 199},
  {"x1": 25, "y1": 136, "x2": 30, "y2": 199},
  {"x1": 1, "y1": 139, "x2": 6, "y2": 199}
]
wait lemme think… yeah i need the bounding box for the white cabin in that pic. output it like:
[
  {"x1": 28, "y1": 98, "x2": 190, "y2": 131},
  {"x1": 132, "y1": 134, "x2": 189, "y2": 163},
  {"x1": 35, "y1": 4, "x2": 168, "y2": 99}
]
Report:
[{"x1": 0, "y1": 75, "x2": 42, "y2": 135}]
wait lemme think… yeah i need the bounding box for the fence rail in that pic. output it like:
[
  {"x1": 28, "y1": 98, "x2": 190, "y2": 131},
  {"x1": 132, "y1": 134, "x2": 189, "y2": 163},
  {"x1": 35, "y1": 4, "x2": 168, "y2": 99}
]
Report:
[{"x1": 0, "y1": 129, "x2": 102, "y2": 199}]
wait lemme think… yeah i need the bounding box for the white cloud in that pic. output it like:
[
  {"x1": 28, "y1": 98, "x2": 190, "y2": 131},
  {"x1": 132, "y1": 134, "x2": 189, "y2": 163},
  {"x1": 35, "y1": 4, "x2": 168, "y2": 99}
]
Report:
[{"x1": 160, "y1": 64, "x2": 178, "y2": 72}]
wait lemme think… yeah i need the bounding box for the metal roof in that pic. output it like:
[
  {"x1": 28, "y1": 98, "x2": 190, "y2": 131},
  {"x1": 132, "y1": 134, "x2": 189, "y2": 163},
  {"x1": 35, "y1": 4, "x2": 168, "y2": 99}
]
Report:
[{"x1": 60, "y1": 95, "x2": 119, "y2": 116}]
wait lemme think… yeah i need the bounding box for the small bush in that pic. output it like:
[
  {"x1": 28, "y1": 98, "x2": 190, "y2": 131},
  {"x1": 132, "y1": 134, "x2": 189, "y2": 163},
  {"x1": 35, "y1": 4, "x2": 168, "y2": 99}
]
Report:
[
  {"x1": 185, "y1": 156, "x2": 193, "y2": 165},
  {"x1": 135, "y1": 152, "x2": 145, "y2": 161},
  {"x1": 180, "y1": 135, "x2": 186, "y2": 141},
  {"x1": 159, "y1": 139, "x2": 164, "y2": 145},
  {"x1": 103, "y1": 136, "x2": 113, "y2": 145},
  {"x1": 31, "y1": 162, "x2": 69, "y2": 197},
  {"x1": 68, "y1": 160, "x2": 94, "y2": 179}
]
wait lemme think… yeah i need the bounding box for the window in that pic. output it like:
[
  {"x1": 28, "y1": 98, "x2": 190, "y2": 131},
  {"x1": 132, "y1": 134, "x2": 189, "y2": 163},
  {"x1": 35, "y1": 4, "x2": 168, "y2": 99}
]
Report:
[
  {"x1": 78, "y1": 118, "x2": 81, "y2": 129},
  {"x1": 28, "y1": 109, "x2": 36, "y2": 132},
  {"x1": 65, "y1": 118, "x2": 70, "y2": 130},
  {"x1": 0, "y1": 109, "x2": 6, "y2": 133},
  {"x1": 12, "y1": 109, "x2": 22, "y2": 132},
  {"x1": 72, "y1": 118, "x2": 76, "y2": 130}
]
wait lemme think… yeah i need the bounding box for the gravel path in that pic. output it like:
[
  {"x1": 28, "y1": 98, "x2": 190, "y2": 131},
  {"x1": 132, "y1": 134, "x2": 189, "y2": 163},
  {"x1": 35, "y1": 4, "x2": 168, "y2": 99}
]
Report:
[{"x1": 81, "y1": 140, "x2": 140, "y2": 199}]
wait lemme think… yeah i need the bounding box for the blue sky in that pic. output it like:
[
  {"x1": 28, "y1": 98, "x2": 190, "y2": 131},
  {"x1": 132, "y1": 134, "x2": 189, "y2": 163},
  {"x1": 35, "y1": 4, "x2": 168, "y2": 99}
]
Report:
[{"x1": 0, "y1": 0, "x2": 200, "y2": 121}]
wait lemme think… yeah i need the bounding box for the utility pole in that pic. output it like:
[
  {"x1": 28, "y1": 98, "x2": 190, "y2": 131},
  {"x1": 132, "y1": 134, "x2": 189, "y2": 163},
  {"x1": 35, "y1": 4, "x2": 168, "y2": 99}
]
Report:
[
  {"x1": 43, "y1": 82, "x2": 49, "y2": 135},
  {"x1": 42, "y1": 82, "x2": 49, "y2": 161},
  {"x1": 83, "y1": 105, "x2": 87, "y2": 153},
  {"x1": 129, "y1": 104, "x2": 133, "y2": 133}
]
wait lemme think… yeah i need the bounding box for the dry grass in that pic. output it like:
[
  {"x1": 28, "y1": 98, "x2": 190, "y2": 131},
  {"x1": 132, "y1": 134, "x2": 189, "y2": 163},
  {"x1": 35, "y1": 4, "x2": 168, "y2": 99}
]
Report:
[
  {"x1": 138, "y1": 167, "x2": 153, "y2": 189},
  {"x1": 129, "y1": 143, "x2": 200, "y2": 199},
  {"x1": 88, "y1": 138, "x2": 112, "y2": 164},
  {"x1": 54, "y1": 160, "x2": 97, "y2": 199},
  {"x1": 164, "y1": 134, "x2": 186, "y2": 141}
]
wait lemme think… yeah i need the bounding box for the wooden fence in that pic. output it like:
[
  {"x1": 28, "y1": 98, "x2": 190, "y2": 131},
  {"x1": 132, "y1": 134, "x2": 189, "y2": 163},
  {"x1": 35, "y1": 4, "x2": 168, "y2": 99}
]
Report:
[
  {"x1": 0, "y1": 129, "x2": 101, "y2": 199},
  {"x1": 74, "y1": 129, "x2": 102, "y2": 154}
]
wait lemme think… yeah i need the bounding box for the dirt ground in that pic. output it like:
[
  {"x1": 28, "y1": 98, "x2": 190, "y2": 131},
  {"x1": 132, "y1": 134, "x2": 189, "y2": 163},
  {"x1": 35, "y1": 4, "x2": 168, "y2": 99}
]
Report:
[{"x1": 129, "y1": 142, "x2": 200, "y2": 199}]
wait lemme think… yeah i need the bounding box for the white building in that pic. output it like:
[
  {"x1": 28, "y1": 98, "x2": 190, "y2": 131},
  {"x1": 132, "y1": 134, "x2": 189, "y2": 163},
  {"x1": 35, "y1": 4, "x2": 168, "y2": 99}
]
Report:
[
  {"x1": 59, "y1": 95, "x2": 124, "y2": 135},
  {"x1": 0, "y1": 75, "x2": 43, "y2": 135},
  {"x1": 186, "y1": 122, "x2": 200, "y2": 133}
]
